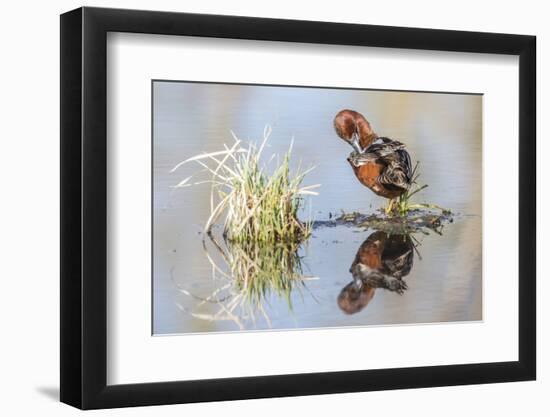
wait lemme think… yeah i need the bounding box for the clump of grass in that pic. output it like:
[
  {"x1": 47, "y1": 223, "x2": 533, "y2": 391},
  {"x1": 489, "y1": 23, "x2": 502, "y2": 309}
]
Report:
[
  {"x1": 171, "y1": 126, "x2": 319, "y2": 243},
  {"x1": 392, "y1": 162, "x2": 451, "y2": 217}
]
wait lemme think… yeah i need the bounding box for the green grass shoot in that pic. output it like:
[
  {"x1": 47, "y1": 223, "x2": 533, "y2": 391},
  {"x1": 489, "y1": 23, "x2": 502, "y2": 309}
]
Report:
[{"x1": 390, "y1": 162, "x2": 451, "y2": 217}]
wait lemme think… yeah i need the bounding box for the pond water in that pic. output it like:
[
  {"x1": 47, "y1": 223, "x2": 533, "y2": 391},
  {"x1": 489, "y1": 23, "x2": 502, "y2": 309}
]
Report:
[{"x1": 153, "y1": 81, "x2": 482, "y2": 335}]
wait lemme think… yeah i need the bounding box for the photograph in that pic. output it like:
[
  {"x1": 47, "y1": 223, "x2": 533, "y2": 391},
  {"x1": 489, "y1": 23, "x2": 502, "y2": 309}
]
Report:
[
  {"x1": 0, "y1": 0, "x2": 542, "y2": 413},
  {"x1": 152, "y1": 80, "x2": 482, "y2": 335}
]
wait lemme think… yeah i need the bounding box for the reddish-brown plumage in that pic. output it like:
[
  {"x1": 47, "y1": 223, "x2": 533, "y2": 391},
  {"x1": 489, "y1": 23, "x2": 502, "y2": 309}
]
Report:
[
  {"x1": 337, "y1": 285, "x2": 375, "y2": 315},
  {"x1": 348, "y1": 159, "x2": 404, "y2": 199},
  {"x1": 355, "y1": 236, "x2": 383, "y2": 269},
  {"x1": 333, "y1": 109, "x2": 378, "y2": 149}
]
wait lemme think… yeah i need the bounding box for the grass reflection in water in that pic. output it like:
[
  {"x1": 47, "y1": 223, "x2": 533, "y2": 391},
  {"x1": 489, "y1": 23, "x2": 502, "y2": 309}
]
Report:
[{"x1": 174, "y1": 233, "x2": 317, "y2": 330}]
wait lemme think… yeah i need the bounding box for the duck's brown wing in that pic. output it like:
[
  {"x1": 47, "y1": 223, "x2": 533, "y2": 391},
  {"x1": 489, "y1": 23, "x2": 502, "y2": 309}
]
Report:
[
  {"x1": 378, "y1": 148, "x2": 412, "y2": 192},
  {"x1": 349, "y1": 138, "x2": 412, "y2": 192},
  {"x1": 381, "y1": 234, "x2": 414, "y2": 278},
  {"x1": 349, "y1": 138, "x2": 407, "y2": 165}
]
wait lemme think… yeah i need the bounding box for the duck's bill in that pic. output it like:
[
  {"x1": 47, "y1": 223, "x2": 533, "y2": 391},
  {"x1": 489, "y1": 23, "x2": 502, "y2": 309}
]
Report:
[{"x1": 350, "y1": 133, "x2": 363, "y2": 153}]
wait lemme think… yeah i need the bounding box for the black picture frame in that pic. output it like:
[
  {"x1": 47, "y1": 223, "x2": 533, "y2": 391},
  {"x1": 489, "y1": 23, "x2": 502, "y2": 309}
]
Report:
[{"x1": 60, "y1": 6, "x2": 536, "y2": 410}]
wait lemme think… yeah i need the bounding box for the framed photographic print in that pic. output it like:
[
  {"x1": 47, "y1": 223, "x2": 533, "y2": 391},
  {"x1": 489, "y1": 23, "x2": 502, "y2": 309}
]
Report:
[{"x1": 60, "y1": 6, "x2": 536, "y2": 409}]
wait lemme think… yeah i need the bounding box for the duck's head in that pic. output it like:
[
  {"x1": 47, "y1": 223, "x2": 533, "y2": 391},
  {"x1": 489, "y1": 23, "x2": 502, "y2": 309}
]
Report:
[
  {"x1": 333, "y1": 109, "x2": 377, "y2": 153},
  {"x1": 337, "y1": 279, "x2": 375, "y2": 315}
]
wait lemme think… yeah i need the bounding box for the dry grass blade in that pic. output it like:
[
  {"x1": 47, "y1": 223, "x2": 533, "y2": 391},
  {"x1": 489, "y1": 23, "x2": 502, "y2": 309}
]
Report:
[{"x1": 170, "y1": 148, "x2": 247, "y2": 173}]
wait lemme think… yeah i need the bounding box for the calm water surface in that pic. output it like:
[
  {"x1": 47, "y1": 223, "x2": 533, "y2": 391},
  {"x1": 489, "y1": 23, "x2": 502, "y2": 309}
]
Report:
[{"x1": 153, "y1": 81, "x2": 482, "y2": 335}]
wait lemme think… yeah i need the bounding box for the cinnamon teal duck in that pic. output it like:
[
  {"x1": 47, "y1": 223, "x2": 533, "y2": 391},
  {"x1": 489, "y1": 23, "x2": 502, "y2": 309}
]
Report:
[
  {"x1": 334, "y1": 109, "x2": 413, "y2": 215},
  {"x1": 337, "y1": 231, "x2": 414, "y2": 315}
]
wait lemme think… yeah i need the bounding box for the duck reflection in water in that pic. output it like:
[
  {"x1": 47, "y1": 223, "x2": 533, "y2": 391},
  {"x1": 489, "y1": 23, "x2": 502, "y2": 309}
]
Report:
[{"x1": 338, "y1": 231, "x2": 415, "y2": 315}]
